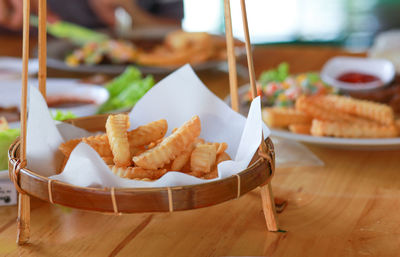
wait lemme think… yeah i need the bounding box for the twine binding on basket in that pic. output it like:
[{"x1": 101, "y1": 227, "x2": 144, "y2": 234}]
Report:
[
  {"x1": 110, "y1": 187, "x2": 121, "y2": 215},
  {"x1": 167, "y1": 187, "x2": 173, "y2": 212},
  {"x1": 258, "y1": 141, "x2": 275, "y2": 178},
  {"x1": 47, "y1": 179, "x2": 54, "y2": 204},
  {"x1": 235, "y1": 174, "x2": 241, "y2": 199},
  {"x1": 9, "y1": 159, "x2": 26, "y2": 194}
]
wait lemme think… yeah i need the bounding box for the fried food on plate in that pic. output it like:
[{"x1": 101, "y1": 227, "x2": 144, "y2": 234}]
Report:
[
  {"x1": 316, "y1": 95, "x2": 394, "y2": 125},
  {"x1": 106, "y1": 114, "x2": 131, "y2": 167},
  {"x1": 310, "y1": 119, "x2": 397, "y2": 138},
  {"x1": 288, "y1": 123, "x2": 311, "y2": 135},
  {"x1": 295, "y1": 96, "x2": 372, "y2": 125},
  {"x1": 262, "y1": 107, "x2": 311, "y2": 127}
]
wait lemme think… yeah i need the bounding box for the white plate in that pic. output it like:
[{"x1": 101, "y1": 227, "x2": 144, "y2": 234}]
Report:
[
  {"x1": 0, "y1": 78, "x2": 109, "y2": 117},
  {"x1": 225, "y1": 84, "x2": 400, "y2": 150},
  {"x1": 45, "y1": 38, "x2": 246, "y2": 74},
  {"x1": 271, "y1": 129, "x2": 400, "y2": 150},
  {"x1": 320, "y1": 56, "x2": 395, "y2": 91},
  {"x1": 0, "y1": 57, "x2": 39, "y2": 79}
]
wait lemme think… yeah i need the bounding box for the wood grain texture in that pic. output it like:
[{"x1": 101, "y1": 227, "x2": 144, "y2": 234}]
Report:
[{"x1": 1, "y1": 35, "x2": 396, "y2": 256}]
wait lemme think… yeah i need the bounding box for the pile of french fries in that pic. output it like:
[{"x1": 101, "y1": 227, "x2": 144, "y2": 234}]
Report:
[
  {"x1": 59, "y1": 114, "x2": 230, "y2": 181},
  {"x1": 263, "y1": 94, "x2": 400, "y2": 138}
]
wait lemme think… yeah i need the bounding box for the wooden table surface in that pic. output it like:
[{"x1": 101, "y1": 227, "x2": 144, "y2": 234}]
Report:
[{"x1": 0, "y1": 35, "x2": 399, "y2": 257}]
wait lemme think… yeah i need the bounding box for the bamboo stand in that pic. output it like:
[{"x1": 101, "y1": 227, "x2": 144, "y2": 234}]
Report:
[
  {"x1": 13, "y1": 0, "x2": 278, "y2": 245},
  {"x1": 224, "y1": 0, "x2": 278, "y2": 231}
]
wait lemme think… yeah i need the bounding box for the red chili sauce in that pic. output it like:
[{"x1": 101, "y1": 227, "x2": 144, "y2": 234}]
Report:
[{"x1": 337, "y1": 72, "x2": 381, "y2": 84}]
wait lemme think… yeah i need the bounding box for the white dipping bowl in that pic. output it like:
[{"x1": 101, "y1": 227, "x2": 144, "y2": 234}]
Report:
[
  {"x1": 320, "y1": 57, "x2": 395, "y2": 91},
  {"x1": 0, "y1": 78, "x2": 109, "y2": 117}
]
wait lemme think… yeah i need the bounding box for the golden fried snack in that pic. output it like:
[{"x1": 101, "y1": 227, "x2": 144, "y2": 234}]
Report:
[
  {"x1": 201, "y1": 152, "x2": 232, "y2": 180},
  {"x1": 216, "y1": 142, "x2": 228, "y2": 155},
  {"x1": 106, "y1": 114, "x2": 131, "y2": 167},
  {"x1": 190, "y1": 143, "x2": 217, "y2": 174},
  {"x1": 59, "y1": 138, "x2": 82, "y2": 158},
  {"x1": 133, "y1": 116, "x2": 201, "y2": 169},
  {"x1": 288, "y1": 123, "x2": 311, "y2": 135},
  {"x1": 128, "y1": 119, "x2": 167, "y2": 149},
  {"x1": 310, "y1": 119, "x2": 398, "y2": 138},
  {"x1": 396, "y1": 119, "x2": 400, "y2": 134},
  {"x1": 136, "y1": 46, "x2": 213, "y2": 67},
  {"x1": 165, "y1": 30, "x2": 211, "y2": 51},
  {"x1": 102, "y1": 156, "x2": 114, "y2": 165},
  {"x1": 82, "y1": 134, "x2": 113, "y2": 157},
  {"x1": 295, "y1": 96, "x2": 373, "y2": 125},
  {"x1": 171, "y1": 148, "x2": 193, "y2": 171},
  {"x1": 318, "y1": 95, "x2": 394, "y2": 125},
  {"x1": 111, "y1": 166, "x2": 167, "y2": 180},
  {"x1": 262, "y1": 107, "x2": 311, "y2": 128},
  {"x1": 170, "y1": 138, "x2": 203, "y2": 171}
]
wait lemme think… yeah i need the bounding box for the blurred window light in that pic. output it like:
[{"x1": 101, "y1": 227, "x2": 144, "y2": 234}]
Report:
[{"x1": 182, "y1": 0, "x2": 390, "y2": 45}]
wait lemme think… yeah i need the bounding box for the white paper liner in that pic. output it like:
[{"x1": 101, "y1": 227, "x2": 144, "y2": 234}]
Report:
[{"x1": 26, "y1": 64, "x2": 270, "y2": 188}]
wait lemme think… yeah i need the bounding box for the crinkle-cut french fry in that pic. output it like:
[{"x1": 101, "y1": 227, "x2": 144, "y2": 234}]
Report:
[
  {"x1": 395, "y1": 119, "x2": 400, "y2": 134},
  {"x1": 128, "y1": 119, "x2": 168, "y2": 148},
  {"x1": 288, "y1": 123, "x2": 311, "y2": 135},
  {"x1": 262, "y1": 107, "x2": 312, "y2": 128},
  {"x1": 59, "y1": 138, "x2": 82, "y2": 157},
  {"x1": 216, "y1": 142, "x2": 228, "y2": 155},
  {"x1": 106, "y1": 114, "x2": 131, "y2": 167},
  {"x1": 102, "y1": 156, "x2": 114, "y2": 165},
  {"x1": 310, "y1": 119, "x2": 398, "y2": 138},
  {"x1": 318, "y1": 95, "x2": 395, "y2": 125},
  {"x1": 130, "y1": 146, "x2": 146, "y2": 157},
  {"x1": 296, "y1": 96, "x2": 373, "y2": 125},
  {"x1": 205, "y1": 142, "x2": 228, "y2": 155},
  {"x1": 202, "y1": 151, "x2": 231, "y2": 180},
  {"x1": 82, "y1": 134, "x2": 113, "y2": 157},
  {"x1": 133, "y1": 116, "x2": 201, "y2": 169},
  {"x1": 110, "y1": 166, "x2": 167, "y2": 180},
  {"x1": 170, "y1": 138, "x2": 203, "y2": 171},
  {"x1": 190, "y1": 143, "x2": 217, "y2": 173}
]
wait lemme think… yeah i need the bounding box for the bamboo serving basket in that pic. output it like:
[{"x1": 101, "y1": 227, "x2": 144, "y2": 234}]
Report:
[
  {"x1": 9, "y1": 0, "x2": 279, "y2": 244},
  {"x1": 8, "y1": 114, "x2": 275, "y2": 213}
]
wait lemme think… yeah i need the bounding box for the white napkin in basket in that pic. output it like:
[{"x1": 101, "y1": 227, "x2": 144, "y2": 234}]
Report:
[{"x1": 26, "y1": 64, "x2": 270, "y2": 188}]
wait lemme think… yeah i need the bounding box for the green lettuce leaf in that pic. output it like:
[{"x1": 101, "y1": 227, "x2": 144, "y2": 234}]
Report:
[
  {"x1": 98, "y1": 66, "x2": 155, "y2": 113},
  {"x1": 259, "y1": 62, "x2": 289, "y2": 84},
  {"x1": 0, "y1": 129, "x2": 20, "y2": 170}
]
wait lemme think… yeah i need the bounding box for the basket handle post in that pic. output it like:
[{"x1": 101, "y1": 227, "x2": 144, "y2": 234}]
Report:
[
  {"x1": 238, "y1": 0, "x2": 279, "y2": 231},
  {"x1": 223, "y1": 0, "x2": 239, "y2": 112},
  {"x1": 17, "y1": 0, "x2": 32, "y2": 245}
]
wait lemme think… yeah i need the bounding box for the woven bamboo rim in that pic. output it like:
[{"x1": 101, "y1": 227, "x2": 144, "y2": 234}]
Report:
[{"x1": 8, "y1": 115, "x2": 275, "y2": 213}]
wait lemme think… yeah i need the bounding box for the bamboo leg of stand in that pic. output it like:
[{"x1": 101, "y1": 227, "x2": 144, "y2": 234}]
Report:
[
  {"x1": 260, "y1": 183, "x2": 279, "y2": 231},
  {"x1": 17, "y1": 0, "x2": 31, "y2": 245},
  {"x1": 17, "y1": 194, "x2": 30, "y2": 244}
]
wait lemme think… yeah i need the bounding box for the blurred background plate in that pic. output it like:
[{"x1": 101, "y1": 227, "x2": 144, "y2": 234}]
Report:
[
  {"x1": 45, "y1": 38, "x2": 246, "y2": 75},
  {"x1": 225, "y1": 84, "x2": 400, "y2": 150}
]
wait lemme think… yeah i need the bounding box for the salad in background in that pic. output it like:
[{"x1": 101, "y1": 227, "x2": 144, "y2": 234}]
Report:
[
  {"x1": 98, "y1": 66, "x2": 154, "y2": 113},
  {"x1": 244, "y1": 63, "x2": 337, "y2": 107},
  {"x1": 0, "y1": 118, "x2": 19, "y2": 170}
]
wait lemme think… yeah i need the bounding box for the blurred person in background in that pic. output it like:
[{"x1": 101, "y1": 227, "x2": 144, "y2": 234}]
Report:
[{"x1": 0, "y1": 0, "x2": 182, "y2": 31}]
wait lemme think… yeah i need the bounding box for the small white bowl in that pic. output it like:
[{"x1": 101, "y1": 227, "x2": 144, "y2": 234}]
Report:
[{"x1": 320, "y1": 57, "x2": 395, "y2": 91}]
